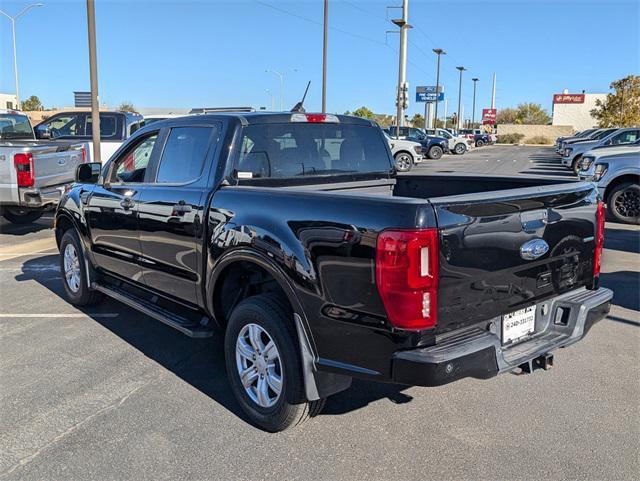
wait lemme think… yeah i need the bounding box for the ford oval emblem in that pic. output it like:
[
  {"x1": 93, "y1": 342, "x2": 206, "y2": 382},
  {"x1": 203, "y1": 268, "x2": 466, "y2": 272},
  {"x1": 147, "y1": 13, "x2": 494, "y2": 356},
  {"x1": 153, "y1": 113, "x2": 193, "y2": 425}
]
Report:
[{"x1": 520, "y1": 238, "x2": 549, "y2": 260}]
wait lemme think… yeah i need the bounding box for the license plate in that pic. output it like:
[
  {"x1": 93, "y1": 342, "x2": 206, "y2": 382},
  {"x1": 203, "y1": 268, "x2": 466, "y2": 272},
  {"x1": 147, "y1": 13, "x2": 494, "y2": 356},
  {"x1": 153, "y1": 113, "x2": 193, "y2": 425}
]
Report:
[{"x1": 502, "y1": 306, "x2": 536, "y2": 344}]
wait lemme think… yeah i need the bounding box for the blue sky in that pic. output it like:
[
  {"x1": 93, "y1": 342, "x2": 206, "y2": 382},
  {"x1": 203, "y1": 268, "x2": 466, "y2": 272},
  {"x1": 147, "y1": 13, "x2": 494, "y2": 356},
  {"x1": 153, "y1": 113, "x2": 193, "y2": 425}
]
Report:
[{"x1": 0, "y1": 0, "x2": 638, "y2": 118}]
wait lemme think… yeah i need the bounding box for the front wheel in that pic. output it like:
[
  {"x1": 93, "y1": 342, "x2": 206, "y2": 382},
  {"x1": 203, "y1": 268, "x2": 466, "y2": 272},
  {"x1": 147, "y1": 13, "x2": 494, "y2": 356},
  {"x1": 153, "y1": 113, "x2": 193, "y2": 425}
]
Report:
[
  {"x1": 475, "y1": 139, "x2": 485, "y2": 147},
  {"x1": 225, "y1": 293, "x2": 325, "y2": 432},
  {"x1": 571, "y1": 155, "x2": 583, "y2": 174},
  {"x1": 394, "y1": 152, "x2": 413, "y2": 172},
  {"x1": 2, "y1": 207, "x2": 43, "y2": 224},
  {"x1": 607, "y1": 182, "x2": 640, "y2": 225},
  {"x1": 59, "y1": 229, "x2": 102, "y2": 306},
  {"x1": 453, "y1": 143, "x2": 467, "y2": 155},
  {"x1": 428, "y1": 145, "x2": 443, "y2": 160}
]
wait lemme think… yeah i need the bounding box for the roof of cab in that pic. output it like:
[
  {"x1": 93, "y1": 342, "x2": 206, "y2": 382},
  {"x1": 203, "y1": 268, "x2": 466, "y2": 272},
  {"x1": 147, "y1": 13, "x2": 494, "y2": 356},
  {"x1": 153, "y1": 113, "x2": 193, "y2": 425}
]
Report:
[{"x1": 176, "y1": 111, "x2": 377, "y2": 126}]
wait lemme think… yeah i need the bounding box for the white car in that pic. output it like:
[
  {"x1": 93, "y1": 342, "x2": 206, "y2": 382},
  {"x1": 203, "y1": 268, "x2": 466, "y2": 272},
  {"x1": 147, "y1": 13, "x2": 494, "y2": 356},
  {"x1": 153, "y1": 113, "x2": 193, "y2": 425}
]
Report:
[
  {"x1": 424, "y1": 128, "x2": 474, "y2": 155},
  {"x1": 384, "y1": 132, "x2": 423, "y2": 172}
]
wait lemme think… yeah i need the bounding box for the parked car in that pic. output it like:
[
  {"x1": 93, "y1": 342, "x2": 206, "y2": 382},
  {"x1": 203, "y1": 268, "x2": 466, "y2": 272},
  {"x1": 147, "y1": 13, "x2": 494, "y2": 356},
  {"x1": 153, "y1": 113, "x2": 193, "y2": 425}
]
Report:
[
  {"x1": 579, "y1": 142, "x2": 640, "y2": 224},
  {"x1": 385, "y1": 127, "x2": 449, "y2": 159},
  {"x1": 459, "y1": 129, "x2": 494, "y2": 147},
  {"x1": 562, "y1": 128, "x2": 637, "y2": 173},
  {"x1": 555, "y1": 128, "x2": 598, "y2": 154},
  {"x1": 384, "y1": 132, "x2": 423, "y2": 172},
  {"x1": 55, "y1": 112, "x2": 612, "y2": 432},
  {"x1": 0, "y1": 109, "x2": 88, "y2": 224},
  {"x1": 34, "y1": 111, "x2": 144, "y2": 163},
  {"x1": 424, "y1": 128, "x2": 473, "y2": 154},
  {"x1": 557, "y1": 128, "x2": 616, "y2": 158}
]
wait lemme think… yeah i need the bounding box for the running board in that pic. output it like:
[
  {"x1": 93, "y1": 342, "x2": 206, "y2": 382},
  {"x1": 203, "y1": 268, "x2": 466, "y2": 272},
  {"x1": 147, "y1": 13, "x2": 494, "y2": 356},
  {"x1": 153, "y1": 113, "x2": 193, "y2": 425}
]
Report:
[{"x1": 92, "y1": 282, "x2": 215, "y2": 338}]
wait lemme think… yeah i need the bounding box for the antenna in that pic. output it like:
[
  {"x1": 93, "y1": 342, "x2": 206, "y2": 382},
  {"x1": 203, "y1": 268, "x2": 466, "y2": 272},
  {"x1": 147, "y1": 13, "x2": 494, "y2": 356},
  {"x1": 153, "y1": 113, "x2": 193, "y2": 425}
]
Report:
[{"x1": 291, "y1": 81, "x2": 311, "y2": 112}]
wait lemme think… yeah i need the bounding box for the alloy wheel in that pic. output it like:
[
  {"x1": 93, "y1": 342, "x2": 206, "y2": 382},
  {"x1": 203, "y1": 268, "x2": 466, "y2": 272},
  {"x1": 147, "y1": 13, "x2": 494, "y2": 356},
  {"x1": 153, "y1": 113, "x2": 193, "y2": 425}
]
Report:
[{"x1": 63, "y1": 244, "x2": 81, "y2": 293}]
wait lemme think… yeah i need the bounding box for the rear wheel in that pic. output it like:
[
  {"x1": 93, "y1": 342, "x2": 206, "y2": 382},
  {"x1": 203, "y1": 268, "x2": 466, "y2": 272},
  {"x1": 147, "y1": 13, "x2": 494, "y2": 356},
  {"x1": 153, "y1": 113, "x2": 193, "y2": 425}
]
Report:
[
  {"x1": 428, "y1": 145, "x2": 443, "y2": 160},
  {"x1": 453, "y1": 143, "x2": 467, "y2": 155},
  {"x1": 394, "y1": 152, "x2": 413, "y2": 172},
  {"x1": 2, "y1": 207, "x2": 43, "y2": 224},
  {"x1": 607, "y1": 182, "x2": 640, "y2": 225},
  {"x1": 225, "y1": 293, "x2": 325, "y2": 432}
]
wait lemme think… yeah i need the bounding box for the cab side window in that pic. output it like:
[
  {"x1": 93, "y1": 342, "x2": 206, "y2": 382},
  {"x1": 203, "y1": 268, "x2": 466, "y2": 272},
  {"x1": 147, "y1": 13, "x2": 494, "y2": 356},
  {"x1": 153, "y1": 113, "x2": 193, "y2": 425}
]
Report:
[
  {"x1": 155, "y1": 126, "x2": 214, "y2": 183},
  {"x1": 111, "y1": 133, "x2": 158, "y2": 183},
  {"x1": 43, "y1": 114, "x2": 83, "y2": 138},
  {"x1": 611, "y1": 130, "x2": 639, "y2": 145}
]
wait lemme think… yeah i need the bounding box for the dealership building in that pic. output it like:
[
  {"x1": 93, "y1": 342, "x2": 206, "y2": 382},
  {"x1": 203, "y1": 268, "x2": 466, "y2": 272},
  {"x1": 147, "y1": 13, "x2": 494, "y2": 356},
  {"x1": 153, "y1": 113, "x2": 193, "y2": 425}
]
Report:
[{"x1": 551, "y1": 90, "x2": 607, "y2": 131}]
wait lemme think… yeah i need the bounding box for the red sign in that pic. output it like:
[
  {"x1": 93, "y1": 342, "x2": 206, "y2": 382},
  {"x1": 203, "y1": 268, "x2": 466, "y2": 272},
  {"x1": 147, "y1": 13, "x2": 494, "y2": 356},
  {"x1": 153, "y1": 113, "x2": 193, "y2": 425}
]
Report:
[
  {"x1": 553, "y1": 94, "x2": 585, "y2": 104},
  {"x1": 482, "y1": 108, "x2": 497, "y2": 124}
]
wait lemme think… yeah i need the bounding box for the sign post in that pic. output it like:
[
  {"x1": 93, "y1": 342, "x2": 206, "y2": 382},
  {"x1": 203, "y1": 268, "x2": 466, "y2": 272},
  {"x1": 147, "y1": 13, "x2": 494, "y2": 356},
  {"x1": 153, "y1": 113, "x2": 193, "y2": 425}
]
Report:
[{"x1": 416, "y1": 86, "x2": 444, "y2": 129}]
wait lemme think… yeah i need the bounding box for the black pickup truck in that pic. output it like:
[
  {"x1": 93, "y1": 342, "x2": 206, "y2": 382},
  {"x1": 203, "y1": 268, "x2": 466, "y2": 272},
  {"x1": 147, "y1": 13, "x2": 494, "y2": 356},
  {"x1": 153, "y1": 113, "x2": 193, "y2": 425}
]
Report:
[{"x1": 55, "y1": 112, "x2": 612, "y2": 431}]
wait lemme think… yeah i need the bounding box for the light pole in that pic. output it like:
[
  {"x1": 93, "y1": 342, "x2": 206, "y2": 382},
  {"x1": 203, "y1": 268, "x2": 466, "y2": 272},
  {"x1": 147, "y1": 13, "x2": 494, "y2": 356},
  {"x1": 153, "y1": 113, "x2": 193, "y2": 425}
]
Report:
[
  {"x1": 432, "y1": 48, "x2": 445, "y2": 128},
  {"x1": 0, "y1": 3, "x2": 45, "y2": 110},
  {"x1": 391, "y1": 0, "x2": 410, "y2": 136},
  {"x1": 456, "y1": 66, "x2": 466, "y2": 130},
  {"x1": 321, "y1": 0, "x2": 328, "y2": 113},
  {"x1": 265, "y1": 89, "x2": 275, "y2": 111},
  {"x1": 86, "y1": 0, "x2": 101, "y2": 163},
  {"x1": 471, "y1": 77, "x2": 479, "y2": 126},
  {"x1": 266, "y1": 70, "x2": 284, "y2": 111}
]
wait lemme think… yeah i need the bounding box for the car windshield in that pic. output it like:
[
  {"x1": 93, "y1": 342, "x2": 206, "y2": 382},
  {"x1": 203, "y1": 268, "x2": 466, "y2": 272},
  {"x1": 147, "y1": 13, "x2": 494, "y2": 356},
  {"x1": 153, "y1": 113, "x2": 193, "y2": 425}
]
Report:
[
  {"x1": 0, "y1": 113, "x2": 34, "y2": 140},
  {"x1": 236, "y1": 122, "x2": 392, "y2": 179}
]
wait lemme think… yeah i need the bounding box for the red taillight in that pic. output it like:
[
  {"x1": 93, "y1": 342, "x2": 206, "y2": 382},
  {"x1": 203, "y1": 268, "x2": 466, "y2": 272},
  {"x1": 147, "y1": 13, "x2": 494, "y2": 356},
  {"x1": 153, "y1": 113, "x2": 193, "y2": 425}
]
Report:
[
  {"x1": 14, "y1": 153, "x2": 34, "y2": 188},
  {"x1": 81, "y1": 146, "x2": 87, "y2": 163},
  {"x1": 593, "y1": 201, "x2": 605, "y2": 277},
  {"x1": 376, "y1": 229, "x2": 439, "y2": 330}
]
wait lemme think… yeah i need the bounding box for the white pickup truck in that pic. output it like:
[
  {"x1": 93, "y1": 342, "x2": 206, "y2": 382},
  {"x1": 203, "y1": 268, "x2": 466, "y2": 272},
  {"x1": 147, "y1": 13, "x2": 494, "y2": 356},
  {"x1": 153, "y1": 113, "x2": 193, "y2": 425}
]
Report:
[{"x1": 0, "y1": 110, "x2": 88, "y2": 224}]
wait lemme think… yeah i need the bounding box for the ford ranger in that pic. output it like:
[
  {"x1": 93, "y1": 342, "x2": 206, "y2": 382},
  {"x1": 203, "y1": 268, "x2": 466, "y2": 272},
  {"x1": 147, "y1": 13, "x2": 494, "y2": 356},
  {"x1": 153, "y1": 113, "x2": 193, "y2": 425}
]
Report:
[{"x1": 55, "y1": 112, "x2": 612, "y2": 431}]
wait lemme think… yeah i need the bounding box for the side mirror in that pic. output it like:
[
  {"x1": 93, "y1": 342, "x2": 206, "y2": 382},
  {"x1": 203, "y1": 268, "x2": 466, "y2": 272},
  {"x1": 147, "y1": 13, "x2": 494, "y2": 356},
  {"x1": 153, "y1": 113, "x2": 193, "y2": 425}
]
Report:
[
  {"x1": 35, "y1": 125, "x2": 51, "y2": 139},
  {"x1": 76, "y1": 162, "x2": 102, "y2": 184}
]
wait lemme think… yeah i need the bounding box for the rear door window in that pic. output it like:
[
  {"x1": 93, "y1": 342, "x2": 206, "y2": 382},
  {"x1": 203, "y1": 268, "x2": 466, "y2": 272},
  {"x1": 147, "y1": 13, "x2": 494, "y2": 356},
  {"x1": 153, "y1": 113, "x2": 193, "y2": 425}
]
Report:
[
  {"x1": 236, "y1": 123, "x2": 392, "y2": 179},
  {"x1": 155, "y1": 126, "x2": 214, "y2": 183},
  {"x1": 86, "y1": 114, "x2": 119, "y2": 139},
  {"x1": 45, "y1": 113, "x2": 84, "y2": 138}
]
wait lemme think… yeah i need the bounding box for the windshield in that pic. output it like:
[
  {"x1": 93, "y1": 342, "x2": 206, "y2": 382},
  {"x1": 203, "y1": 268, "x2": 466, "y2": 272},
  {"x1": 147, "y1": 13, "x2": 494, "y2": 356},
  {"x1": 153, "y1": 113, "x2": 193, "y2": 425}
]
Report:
[
  {"x1": 0, "y1": 113, "x2": 34, "y2": 140},
  {"x1": 236, "y1": 123, "x2": 392, "y2": 178}
]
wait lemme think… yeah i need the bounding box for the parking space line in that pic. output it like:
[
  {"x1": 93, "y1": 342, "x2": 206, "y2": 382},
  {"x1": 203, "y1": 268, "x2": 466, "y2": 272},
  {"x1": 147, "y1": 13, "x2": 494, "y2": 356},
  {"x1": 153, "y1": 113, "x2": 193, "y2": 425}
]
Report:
[
  {"x1": 0, "y1": 238, "x2": 58, "y2": 262},
  {"x1": 0, "y1": 313, "x2": 119, "y2": 318}
]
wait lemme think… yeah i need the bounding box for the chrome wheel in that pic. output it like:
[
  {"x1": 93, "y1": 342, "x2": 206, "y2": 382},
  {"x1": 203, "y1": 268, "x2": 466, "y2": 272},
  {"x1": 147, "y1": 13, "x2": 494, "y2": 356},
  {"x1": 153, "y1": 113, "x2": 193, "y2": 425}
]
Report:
[
  {"x1": 235, "y1": 323, "x2": 283, "y2": 408},
  {"x1": 63, "y1": 243, "x2": 81, "y2": 293},
  {"x1": 394, "y1": 153, "x2": 412, "y2": 171}
]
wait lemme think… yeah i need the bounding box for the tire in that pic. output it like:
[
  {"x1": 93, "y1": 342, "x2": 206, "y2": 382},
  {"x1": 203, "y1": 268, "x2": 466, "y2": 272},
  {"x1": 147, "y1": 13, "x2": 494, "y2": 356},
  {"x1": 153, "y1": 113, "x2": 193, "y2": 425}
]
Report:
[
  {"x1": 571, "y1": 155, "x2": 583, "y2": 175},
  {"x1": 453, "y1": 143, "x2": 467, "y2": 155},
  {"x1": 225, "y1": 293, "x2": 325, "y2": 432},
  {"x1": 394, "y1": 151, "x2": 412, "y2": 172},
  {"x1": 607, "y1": 182, "x2": 640, "y2": 225},
  {"x1": 475, "y1": 139, "x2": 485, "y2": 147},
  {"x1": 59, "y1": 229, "x2": 102, "y2": 306},
  {"x1": 2, "y1": 207, "x2": 43, "y2": 224},
  {"x1": 428, "y1": 145, "x2": 443, "y2": 160}
]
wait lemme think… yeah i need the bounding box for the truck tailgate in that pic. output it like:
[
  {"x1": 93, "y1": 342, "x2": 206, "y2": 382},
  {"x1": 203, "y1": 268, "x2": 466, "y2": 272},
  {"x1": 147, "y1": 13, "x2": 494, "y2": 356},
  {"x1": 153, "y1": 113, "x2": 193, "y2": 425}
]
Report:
[
  {"x1": 32, "y1": 143, "x2": 86, "y2": 190},
  {"x1": 432, "y1": 182, "x2": 599, "y2": 334}
]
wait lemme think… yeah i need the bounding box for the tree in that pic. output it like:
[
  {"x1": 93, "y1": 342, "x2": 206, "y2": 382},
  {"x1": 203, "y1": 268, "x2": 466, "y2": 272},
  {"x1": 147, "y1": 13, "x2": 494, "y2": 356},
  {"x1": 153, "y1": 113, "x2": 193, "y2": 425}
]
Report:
[
  {"x1": 22, "y1": 95, "x2": 43, "y2": 111},
  {"x1": 591, "y1": 75, "x2": 640, "y2": 127},
  {"x1": 118, "y1": 101, "x2": 137, "y2": 113},
  {"x1": 410, "y1": 113, "x2": 425, "y2": 128},
  {"x1": 350, "y1": 106, "x2": 375, "y2": 119},
  {"x1": 496, "y1": 107, "x2": 518, "y2": 124}
]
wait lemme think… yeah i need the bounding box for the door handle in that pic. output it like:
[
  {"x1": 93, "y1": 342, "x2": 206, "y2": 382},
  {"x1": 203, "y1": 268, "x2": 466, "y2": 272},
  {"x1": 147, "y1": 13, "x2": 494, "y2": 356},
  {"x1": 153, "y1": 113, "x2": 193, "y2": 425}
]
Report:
[
  {"x1": 172, "y1": 200, "x2": 192, "y2": 215},
  {"x1": 120, "y1": 198, "x2": 135, "y2": 210}
]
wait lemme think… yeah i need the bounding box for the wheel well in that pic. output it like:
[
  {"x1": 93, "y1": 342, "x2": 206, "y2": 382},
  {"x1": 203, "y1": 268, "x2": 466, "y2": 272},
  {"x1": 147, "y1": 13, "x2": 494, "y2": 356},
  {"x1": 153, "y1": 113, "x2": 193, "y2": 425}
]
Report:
[
  {"x1": 212, "y1": 260, "x2": 292, "y2": 328},
  {"x1": 394, "y1": 150, "x2": 412, "y2": 159},
  {"x1": 54, "y1": 215, "x2": 74, "y2": 248},
  {"x1": 603, "y1": 174, "x2": 640, "y2": 203}
]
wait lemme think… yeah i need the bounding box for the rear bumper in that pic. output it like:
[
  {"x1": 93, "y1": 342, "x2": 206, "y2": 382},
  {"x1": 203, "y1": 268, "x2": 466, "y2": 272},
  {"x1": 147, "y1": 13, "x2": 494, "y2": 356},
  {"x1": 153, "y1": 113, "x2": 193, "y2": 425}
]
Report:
[
  {"x1": 17, "y1": 184, "x2": 67, "y2": 208},
  {"x1": 392, "y1": 287, "x2": 613, "y2": 387}
]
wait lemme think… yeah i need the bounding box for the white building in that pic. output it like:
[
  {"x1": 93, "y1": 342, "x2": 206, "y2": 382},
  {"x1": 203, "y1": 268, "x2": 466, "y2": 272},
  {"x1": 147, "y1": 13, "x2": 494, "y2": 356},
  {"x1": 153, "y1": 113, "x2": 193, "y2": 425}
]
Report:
[
  {"x1": 551, "y1": 90, "x2": 606, "y2": 131},
  {"x1": 0, "y1": 93, "x2": 18, "y2": 109}
]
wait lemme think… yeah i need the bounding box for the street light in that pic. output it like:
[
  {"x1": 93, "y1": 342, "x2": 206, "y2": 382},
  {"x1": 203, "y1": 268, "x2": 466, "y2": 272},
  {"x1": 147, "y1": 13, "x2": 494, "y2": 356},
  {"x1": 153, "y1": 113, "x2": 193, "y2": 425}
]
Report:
[
  {"x1": 0, "y1": 3, "x2": 45, "y2": 110},
  {"x1": 265, "y1": 69, "x2": 298, "y2": 111},
  {"x1": 432, "y1": 48, "x2": 445, "y2": 128},
  {"x1": 265, "y1": 89, "x2": 275, "y2": 111},
  {"x1": 456, "y1": 66, "x2": 466, "y2": 130},
  {"x1": 471, "y1": 78, "x2": 479, "y2": 126}
]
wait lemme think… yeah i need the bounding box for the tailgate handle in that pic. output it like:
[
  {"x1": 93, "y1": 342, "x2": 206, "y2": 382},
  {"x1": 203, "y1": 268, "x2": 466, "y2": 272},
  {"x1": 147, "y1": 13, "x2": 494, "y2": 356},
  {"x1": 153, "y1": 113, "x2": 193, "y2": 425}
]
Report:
[{"x1": 520, "y1": 209, "x2": 548, "y2": 232}]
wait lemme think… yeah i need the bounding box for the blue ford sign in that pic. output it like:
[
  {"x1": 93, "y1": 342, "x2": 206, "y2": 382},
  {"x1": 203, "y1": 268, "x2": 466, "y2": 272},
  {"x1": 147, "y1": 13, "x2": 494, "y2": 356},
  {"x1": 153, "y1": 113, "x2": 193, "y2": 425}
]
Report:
[{"x1": 416, "y1": 86, "x2": 444, "y2": 103}]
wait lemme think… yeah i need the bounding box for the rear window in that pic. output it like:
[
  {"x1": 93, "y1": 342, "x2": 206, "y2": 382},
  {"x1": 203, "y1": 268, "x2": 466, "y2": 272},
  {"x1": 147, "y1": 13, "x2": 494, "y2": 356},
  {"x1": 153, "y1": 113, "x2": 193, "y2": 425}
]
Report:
[
  {"x1": 236, "y1": 123, "x2": 392, "y2": 179},
  {"x1": 0, "y1": 114, "x2": 33, "y2": 140}
]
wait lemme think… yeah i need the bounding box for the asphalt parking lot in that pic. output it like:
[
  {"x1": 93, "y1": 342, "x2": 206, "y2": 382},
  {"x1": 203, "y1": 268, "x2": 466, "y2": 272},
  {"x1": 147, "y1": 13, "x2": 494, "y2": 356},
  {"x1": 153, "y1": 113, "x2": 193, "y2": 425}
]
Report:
[{"x1": 1, "y1": 145, "x2": 638, "y2": 481}]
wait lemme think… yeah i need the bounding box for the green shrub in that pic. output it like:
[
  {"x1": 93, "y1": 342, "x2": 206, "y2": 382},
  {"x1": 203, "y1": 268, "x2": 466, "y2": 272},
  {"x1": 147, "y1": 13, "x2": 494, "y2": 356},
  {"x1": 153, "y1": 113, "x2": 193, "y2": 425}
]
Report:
[
  {"x1": 525, "y1": 136, "x2": 552, "y2": 145},
  {"x1": 497, "y1": 133, "x2": 525, "y2": 144}
]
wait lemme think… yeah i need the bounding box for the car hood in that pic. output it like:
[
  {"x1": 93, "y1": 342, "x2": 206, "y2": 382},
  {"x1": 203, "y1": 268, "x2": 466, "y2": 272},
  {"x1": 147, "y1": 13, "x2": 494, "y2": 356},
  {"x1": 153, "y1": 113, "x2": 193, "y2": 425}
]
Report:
[{"x1": 583, "y1": 145, "x2": 640, "y2": 160}]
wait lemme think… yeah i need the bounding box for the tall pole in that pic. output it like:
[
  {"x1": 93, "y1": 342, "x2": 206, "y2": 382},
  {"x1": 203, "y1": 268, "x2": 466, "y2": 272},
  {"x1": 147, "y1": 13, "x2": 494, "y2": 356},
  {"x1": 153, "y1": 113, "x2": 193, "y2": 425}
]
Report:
[
  {"x1": 432, "y1": 48, "x2": 445, "y2": 128},
  {"x1": 86, "y1": 0, "x2": 101, "y2": 163},
  {"x1": 490, "y1": 73, "x2": 496, "y2": 109},
  {"x1": 471, "y1": 78, "x2": 478, "y2": 126},
  {"x1": 393, "y1": 0, "x2": 409, "y2": 136},
  {"x1": 0, "y1": 3, "x2": 45, "y2": 110},
  {"x1": 266, "y1": 70, "x2": 285, "y2": 110},
  {"x1": 321, "y1": 0, "x2": 328, "y2": 113},
  {"x1": 456, "y1": 66, "x2": 466, "y2": 129},
  {"x1": 443, "y1": 98, "x2": 448, "y2": 129}
]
